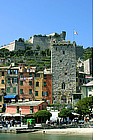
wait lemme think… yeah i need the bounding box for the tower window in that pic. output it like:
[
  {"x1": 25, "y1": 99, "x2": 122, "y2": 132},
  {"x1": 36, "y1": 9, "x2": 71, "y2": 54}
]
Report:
[
  {"x1": 63, "y1": 51, "x2": 65, "y2": 54},
  {"x1": 62, "y1": 82, "x2": 65, "y2": 89}
]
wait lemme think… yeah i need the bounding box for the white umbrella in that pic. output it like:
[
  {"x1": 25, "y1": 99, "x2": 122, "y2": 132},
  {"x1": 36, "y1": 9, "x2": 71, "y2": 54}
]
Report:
[
  {"x1": 13, "y1": 113, "x2": 25, "y2": 117},
  {"x1": 2, "y1": 113, "x2": 12, "y2": 117}
]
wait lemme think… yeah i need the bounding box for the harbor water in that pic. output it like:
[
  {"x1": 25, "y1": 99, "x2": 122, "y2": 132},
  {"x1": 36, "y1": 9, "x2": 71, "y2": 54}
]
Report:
[{"x1": 0, "y1": 133, "x2": 93, "y2": 140}]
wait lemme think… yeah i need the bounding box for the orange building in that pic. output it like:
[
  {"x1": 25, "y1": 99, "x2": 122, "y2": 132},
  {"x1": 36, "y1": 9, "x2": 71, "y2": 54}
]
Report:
[
  {"x1": 5, "y1": 101, "x2": 47, "y2": 115},
  {"x1": 18, "y1": 64, "x2": 36, "y2": 101},
  {"x1": 42, "y1": 69, "x2": 52, "y2": 104}
]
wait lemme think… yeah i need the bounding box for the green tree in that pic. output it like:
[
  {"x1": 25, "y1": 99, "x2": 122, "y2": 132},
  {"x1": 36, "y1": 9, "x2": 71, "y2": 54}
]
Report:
[
  {"x1": 0, "y1": 48, "x2": 10, "y2": 58},
  {"x1": 75, "y1": 96, "x2": 93, "y2": 119},
  {"x1": 58, "y1": 108, "x2": 73, "y2": 122},
  {"x1": 83, "y1": 47, "x2": 93, "y2": 60},
  {"x1": 34, "y1": 110, "x2": 52, "y2": 123}
]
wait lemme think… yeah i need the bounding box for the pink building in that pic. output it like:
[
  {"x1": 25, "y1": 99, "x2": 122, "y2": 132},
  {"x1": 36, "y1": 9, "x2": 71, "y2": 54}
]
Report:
[{"x1": 5, "y1": 101, "x2": 47, "y2": 115}]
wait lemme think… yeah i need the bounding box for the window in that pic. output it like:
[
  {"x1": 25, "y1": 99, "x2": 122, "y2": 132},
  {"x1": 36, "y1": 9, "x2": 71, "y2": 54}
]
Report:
[
  {"x1": 29, "y1": 89, "x2": 32, "y2": 94},
  {"x1": 62, "y1": 82, "x2": 65, "y2": 89},
  {"x1": 20, "y1": 81, "x2": 23, "y2": 86},
  {"x1": 44, "y1": 82, "x2": 47, "y2": 86},
  {"x1": 63, "y1": 51, "x2": 65, "y2": 54},
  {"x1": 1, "y1": 80, "x2": 4, "y2": 84},
  {"x1": 7, "y1": 70, "x2": 10, "y2": 74},
  {"x1": 12, "y1": 78, "x2": 17, "y2": 84},
  {"x1": 17, "y1": 106, "x2": 19, "y2": 113},
  {"x1": 2, "y1": 72, "x2": 4, "y2": 76},
  {"x1": 29, "y1": 81, "x2": 32, "y2": 86},
  {"x1": 30, "y1": 106, "x2": 34, "y2": 113},
  {"x1": 89, "y1": 87, "x2": 92, "y2": 91},
  {"x1": 20, "y1": 89, "x2": 23, "y2": 94},
  {"x1": 35, "y1": 73, "x2": 40, "y2": 77},
  {"x1": 13, "y1": 70, "x2": 18, "y2": 75},
  {"x1": 7, "y1": 87, "x2": 10, "y2": 93},
  {"x1": 29, "y1": 73, "x2": 32, "y2": 77},
  {"x1": 8, "y1": 78, "x2": 11, "y2": 84},
  {"x1": 13, "y1": 87, "x2": 16, "y2": 93},
  {"x1": 44, "y1": 74, "x2": 47, "y2": 79},
  {"x1": 36, "y1": 82, "x2": 39, "y2": 87},
  {"x1": 42, "y1": 91, "x2": 48, "y2": 96},
  {"x1": 20, "y1": 73, "x2": 23, "y2": 78},
  {"x1": 1, "y1": 88, "x2": 4, "y2": 93},
  {"x1": 35, "y1": 91, "x2": 38, "y2": 96}
]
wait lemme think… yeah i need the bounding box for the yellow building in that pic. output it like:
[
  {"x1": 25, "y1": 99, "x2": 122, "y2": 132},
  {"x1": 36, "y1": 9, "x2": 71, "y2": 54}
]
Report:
[
  {"x1": 0, "y1": 66, "x2": 9, "y2": 112},
  {"x1": 34, "y1": 71, "x2": 43, "y2": 100}
]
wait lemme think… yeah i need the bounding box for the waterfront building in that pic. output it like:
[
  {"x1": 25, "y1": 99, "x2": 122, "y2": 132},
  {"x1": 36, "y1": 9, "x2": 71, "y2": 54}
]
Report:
[
  {"x1": 42, "y1": 68, "x2": 52, "y2": 104},
  {"x1": 18, "y1": 64, "x2": 36, "y2": 101},
  {"x1": 34, "y1": 71, "x2": 44, "y2": 101},
  {"x1": 0, "y1": 67, "x2": 9, "y2": 112},
  {"x1": 51, "y1": 41, "x2": 77, "y2": 104},
  {"x1": 4, "y1": 66, "x2": 19, "y2": 103},
  {"x1": 5, "y1": 101, "x2": 47, "y2": 115}
]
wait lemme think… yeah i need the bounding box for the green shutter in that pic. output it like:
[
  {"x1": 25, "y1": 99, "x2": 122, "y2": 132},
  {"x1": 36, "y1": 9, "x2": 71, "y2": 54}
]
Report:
[
  {"x1": 13, "y1": 87, "x2": 16, "y2": 93},
  {"x1": 7, "y1": 87, "x2": 10, "y2": 93},
  {"x1": 35, "y1": 91, "x2": 38, "y2": 96},
  {"x1": 20, "y1": 89, "x2": 23, "y2": 94}
]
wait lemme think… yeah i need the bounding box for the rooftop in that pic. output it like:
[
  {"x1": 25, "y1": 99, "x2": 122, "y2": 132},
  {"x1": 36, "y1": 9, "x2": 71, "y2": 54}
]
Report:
[{"x1": 7, "y1": 101, "x2": 45, "y2": 107}]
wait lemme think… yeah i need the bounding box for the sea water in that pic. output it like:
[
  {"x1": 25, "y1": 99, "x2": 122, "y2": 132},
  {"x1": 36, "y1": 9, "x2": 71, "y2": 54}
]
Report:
[{"x1": 0, "y1": 133, "x2": 93, "y2": 140}]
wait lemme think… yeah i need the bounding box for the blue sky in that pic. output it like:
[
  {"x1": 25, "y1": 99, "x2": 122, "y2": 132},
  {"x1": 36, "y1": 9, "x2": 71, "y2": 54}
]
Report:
[{"x1": 0, "y1": 0, "x2": 93, "y2": 48}]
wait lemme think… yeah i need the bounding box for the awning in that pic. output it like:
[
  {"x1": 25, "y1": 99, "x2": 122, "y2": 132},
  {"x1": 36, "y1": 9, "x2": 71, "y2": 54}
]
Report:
[
  {"x1": 13, "y1": 113, "x2": 25, "y2": 117},
  {"x1": 4, "y1": 95, "x2": 17, "y2": 99},
  {"x1": 2, "y1": 113, "x2": 12, "y2": 117}
]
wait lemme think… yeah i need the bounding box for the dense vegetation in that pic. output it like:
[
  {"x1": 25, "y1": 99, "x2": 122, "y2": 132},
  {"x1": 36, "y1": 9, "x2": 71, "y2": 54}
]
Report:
[
  {"x1": 75, "y1": 96, "x2": 93, "y2": 119},
  {"x1": 0, "y1": 46, "x2": 93, "y2": 70},
  {"x1": 0, "y1": 48, "x2": 51, "y2": 70},
  {"x1": 83, "y1": 47, "x2": 93, "y2": 61},
  {"x1": 34, "y1": 110, "x2": 52, "y2": 123}
]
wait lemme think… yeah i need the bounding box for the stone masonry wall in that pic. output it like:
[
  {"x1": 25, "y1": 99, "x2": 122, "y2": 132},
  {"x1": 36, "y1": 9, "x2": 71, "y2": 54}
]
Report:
[{"x1": 51, "y1": 41, "x2": 76, "y2": 104}]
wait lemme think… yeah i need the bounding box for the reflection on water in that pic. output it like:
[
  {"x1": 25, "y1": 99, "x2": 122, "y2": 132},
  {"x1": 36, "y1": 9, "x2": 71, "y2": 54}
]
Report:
[{"x1": 0, "y1": 133, "x2": 93, "y2": 140}]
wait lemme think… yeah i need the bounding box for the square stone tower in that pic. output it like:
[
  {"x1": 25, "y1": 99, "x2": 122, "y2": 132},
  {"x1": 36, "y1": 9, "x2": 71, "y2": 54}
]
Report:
[{"x1": 51, "y1": 41, "x2": 77, "y2": 104}]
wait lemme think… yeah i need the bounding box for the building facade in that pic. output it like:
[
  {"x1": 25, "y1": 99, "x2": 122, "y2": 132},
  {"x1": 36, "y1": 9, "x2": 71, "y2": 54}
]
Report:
[
  {"x1": 34, "y1": 71, "x2": 43, "y2": 101},
  {"x1": 81, "y1": 81, "x2": 93, "y2": 98},
  {"x1": 5, "y1": 101, "x2": 47, "y2": 115},
  {"x1": 18, "y1": 64, "x2": 36, "y2": 101},
  {"x1": 42, "y1": 69, "x2": 52, "y2": 104},
  {"x1": 51, "y1": 41, "x2": 77, "y2": 104},
  {"x1": 5, "y1": 66, "x2": 19, "y2": 103},
  {"x1": 0, "y1": 67, "x2": 8, "y2": 111}
]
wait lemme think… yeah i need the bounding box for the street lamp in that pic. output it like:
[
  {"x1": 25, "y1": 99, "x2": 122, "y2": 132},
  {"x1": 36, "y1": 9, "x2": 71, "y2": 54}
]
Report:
[{"x1": 19, "y1": 108, "x2": 22, "y2": 127}]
